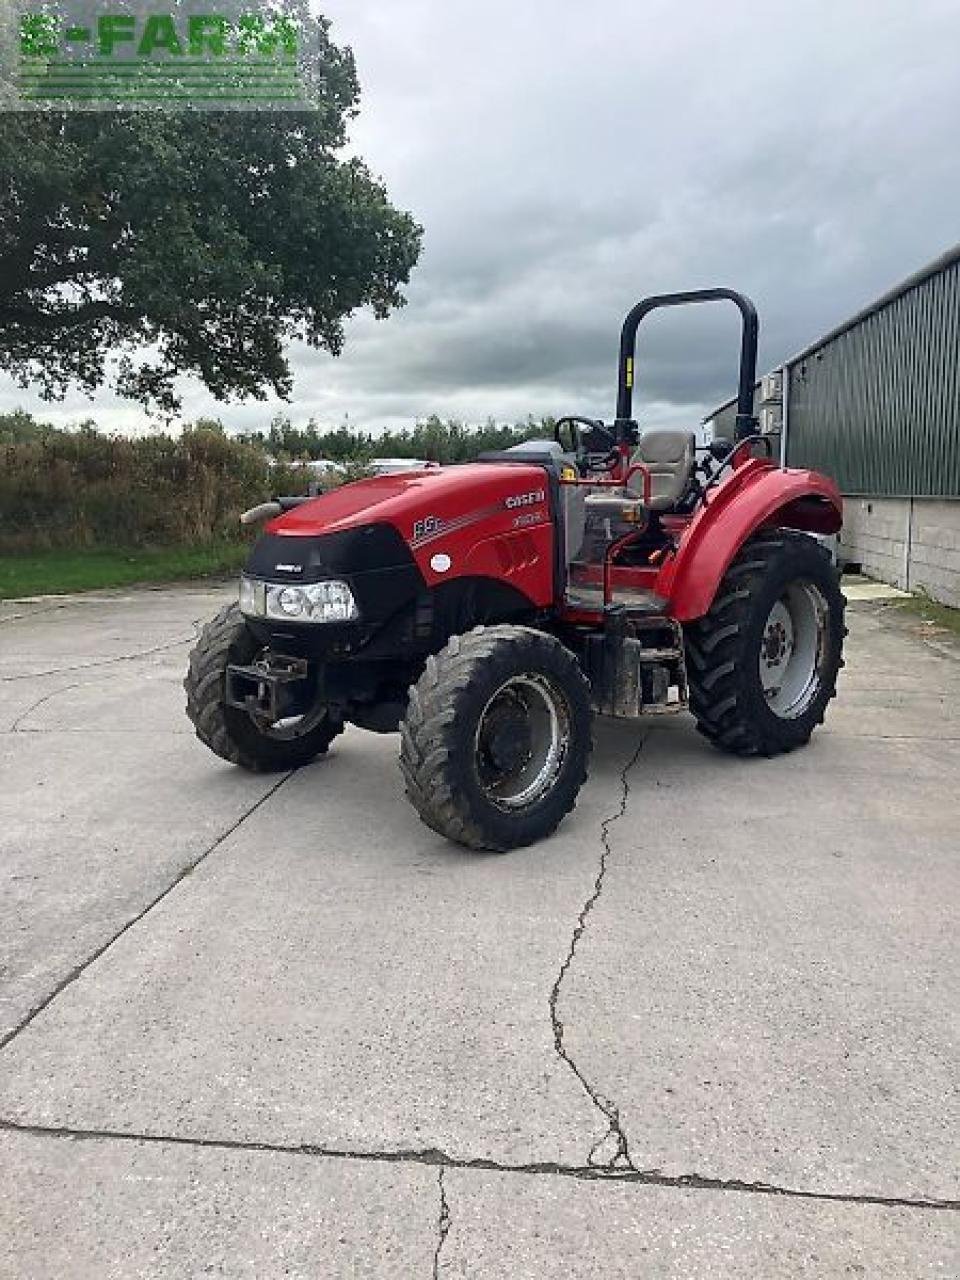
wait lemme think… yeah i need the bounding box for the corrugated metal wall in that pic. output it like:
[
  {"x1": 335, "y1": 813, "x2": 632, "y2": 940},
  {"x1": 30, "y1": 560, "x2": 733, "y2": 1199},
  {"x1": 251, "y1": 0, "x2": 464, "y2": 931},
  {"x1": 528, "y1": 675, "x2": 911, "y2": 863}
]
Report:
[
  {"x1": 786, "y1": 254, "x2": 960, "y2": 496},
  {"x1": 705, "y1": 248, "x2": 960, "y2": 497}
]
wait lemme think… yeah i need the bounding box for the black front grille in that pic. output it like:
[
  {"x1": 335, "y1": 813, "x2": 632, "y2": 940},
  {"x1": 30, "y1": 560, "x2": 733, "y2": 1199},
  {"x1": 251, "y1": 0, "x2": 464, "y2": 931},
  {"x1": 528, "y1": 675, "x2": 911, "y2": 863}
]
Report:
[{"x1": 246, "y1": 524, "x2": 414, "y2": 582}]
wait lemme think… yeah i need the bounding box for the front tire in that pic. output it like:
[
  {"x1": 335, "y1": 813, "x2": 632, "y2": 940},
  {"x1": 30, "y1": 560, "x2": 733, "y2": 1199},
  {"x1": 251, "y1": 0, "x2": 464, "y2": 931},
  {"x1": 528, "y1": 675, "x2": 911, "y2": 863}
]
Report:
[
  {"x1": 184, "y1": 603, "x2": 341, "y2": 772},
  {"x1": 399, "y1": 626, "x2": 593, "y2": 852},
  {"x1": 685, "y1": 531, "x2": 845, "y2": 756}
]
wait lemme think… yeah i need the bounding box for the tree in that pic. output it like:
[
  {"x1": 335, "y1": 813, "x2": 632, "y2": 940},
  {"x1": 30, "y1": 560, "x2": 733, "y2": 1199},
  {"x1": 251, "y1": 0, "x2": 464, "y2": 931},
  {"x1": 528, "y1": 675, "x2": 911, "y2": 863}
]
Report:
[{"x1": 0, "y1": 7, "x2": 422, "y2": 412}]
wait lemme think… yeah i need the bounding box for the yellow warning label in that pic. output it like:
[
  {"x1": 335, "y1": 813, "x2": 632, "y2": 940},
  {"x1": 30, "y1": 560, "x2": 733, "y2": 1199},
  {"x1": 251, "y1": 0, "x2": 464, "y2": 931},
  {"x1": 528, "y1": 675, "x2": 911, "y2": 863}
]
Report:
[{"x1": 625, "y1": 357, "x2": 634, "y2": 388}]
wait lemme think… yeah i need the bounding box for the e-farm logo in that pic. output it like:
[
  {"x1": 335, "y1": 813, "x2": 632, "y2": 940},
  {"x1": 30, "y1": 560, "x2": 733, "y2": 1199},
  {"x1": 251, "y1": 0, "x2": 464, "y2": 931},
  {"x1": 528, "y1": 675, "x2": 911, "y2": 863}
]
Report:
[{"x1": 10, "y1": 2, "x2": 310, "y2": 108}]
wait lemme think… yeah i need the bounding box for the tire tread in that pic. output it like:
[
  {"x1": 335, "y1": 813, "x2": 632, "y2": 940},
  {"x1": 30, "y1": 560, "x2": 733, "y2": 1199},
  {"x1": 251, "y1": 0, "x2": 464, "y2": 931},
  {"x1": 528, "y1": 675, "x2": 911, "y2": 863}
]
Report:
[
  {"x1": 684, "y1": 531, "x2": 844, "y2": 757},
  {"x1": 399, "y1": 625, "x2": 592, "y2": 852},
  {"x1": 184, "y1": 603, "x2": 340, "y2": 772}
]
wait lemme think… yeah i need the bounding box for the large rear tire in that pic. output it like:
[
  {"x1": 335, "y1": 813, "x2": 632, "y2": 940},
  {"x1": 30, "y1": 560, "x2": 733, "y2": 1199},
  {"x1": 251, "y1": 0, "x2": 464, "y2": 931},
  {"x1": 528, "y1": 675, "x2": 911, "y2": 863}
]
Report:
[
  {"x1": 184, "y1": 603, "x2": 341, "y2": 772},
  {"x1": 399, "y1": 625, "x2": 593, "y2": 852},
  {"x1": 684, "y1": 531, "x2": 845, "y2": 756}
]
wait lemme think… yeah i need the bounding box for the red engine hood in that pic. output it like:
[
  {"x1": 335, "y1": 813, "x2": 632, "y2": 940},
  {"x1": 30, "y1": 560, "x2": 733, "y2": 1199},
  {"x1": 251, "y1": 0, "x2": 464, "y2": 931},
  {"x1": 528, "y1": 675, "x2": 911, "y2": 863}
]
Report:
[{"x1": 266, "y1": 463, "x2": 546, "y2": 538}]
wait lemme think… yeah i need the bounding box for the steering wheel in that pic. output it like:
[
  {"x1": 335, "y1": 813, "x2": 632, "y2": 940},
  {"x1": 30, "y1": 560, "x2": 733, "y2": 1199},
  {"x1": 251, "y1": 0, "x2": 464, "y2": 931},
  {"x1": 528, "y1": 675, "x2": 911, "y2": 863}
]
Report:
[{"x1": 553, "y1": 416, "x2": 619, "y2": 472}]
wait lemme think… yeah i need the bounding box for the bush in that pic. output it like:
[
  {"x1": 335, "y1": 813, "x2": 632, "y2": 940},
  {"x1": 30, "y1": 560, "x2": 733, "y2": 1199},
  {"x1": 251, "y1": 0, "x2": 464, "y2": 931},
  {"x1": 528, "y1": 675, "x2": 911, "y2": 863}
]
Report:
[
  {"x1": 0, "y1": 411, "x2": 554, "y2": 553},
  {"x1": 0, "y1": 417, "x2": 303, "y2": 552},
  {"x1": 239, "y1": 412, "x2": 553, "y2": 464}
]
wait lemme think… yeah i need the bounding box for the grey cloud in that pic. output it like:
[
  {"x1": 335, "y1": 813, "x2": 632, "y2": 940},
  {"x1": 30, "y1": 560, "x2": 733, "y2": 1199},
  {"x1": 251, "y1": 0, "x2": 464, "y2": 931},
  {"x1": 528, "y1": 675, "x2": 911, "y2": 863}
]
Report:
[{"x1": 2, "y1": 0, "x2": 959, "y2": 432}]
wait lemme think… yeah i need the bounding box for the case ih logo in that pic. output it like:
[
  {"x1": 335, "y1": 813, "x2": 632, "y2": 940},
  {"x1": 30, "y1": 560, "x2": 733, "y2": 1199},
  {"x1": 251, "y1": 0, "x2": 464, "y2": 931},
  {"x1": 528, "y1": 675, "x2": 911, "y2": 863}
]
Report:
[{"x1": 504, "y1": 489, "x2": 545, "y2": 510}]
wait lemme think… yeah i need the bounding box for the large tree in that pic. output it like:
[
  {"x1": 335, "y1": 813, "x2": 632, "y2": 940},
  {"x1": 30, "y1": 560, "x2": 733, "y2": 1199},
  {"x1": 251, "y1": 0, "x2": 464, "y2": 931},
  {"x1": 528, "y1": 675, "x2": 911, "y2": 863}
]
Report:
[{"x1": 0, "y1": 9, "x2": 421, "y2": 411}]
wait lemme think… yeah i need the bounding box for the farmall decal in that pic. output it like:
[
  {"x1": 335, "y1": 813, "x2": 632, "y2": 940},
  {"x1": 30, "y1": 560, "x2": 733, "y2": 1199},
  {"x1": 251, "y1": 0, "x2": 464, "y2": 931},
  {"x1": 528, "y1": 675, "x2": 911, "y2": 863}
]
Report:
[
  {"x1": 410, "y1": 491, "x2": 547, "y2": 550},
  {"x1": 412, "y1": 515, "x2": 445, "y2": 541}
]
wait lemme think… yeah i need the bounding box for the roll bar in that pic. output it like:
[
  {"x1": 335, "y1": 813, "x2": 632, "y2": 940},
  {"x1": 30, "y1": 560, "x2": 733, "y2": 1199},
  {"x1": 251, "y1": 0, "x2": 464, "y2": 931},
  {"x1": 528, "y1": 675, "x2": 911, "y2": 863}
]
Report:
[{"x1": 615, "y1": 288, "x2": 759, "y2": 442}]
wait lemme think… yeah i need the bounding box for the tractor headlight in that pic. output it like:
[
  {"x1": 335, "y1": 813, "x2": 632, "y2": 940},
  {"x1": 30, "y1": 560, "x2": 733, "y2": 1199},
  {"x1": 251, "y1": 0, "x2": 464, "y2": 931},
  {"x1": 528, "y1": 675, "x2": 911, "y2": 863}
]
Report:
[
  {"x1": 239, "y1": 575, "x2": 358, "y2": 624},
  {"x1": 238, "y1": 575, "x2": 264, "y2": 616}
]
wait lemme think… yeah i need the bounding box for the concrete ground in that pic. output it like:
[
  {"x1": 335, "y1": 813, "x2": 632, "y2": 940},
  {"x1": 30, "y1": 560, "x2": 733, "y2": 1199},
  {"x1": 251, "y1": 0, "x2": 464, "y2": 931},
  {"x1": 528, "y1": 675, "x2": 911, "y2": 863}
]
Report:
[{"x1": 0, "y1": 582, "x2": 957, "y2": 1277}]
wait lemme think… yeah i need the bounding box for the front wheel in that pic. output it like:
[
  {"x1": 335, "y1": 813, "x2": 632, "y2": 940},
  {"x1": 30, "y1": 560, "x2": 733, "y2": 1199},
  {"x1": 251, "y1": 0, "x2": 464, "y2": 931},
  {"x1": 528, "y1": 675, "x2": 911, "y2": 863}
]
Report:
[
  {"x1": 685, "y1": 531, "x2": 845, "y2": 756},
  {"x1": 184, "y1": 603, "x2": 341, "y2": 772},
  {"x1": 399, "y1": 626, "x2": 593, "y2": 852}
]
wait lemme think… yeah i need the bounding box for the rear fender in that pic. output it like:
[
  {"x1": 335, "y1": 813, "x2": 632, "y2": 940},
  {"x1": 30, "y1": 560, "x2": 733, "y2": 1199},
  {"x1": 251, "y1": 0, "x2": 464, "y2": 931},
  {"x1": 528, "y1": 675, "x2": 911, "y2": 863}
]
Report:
[{"x1": 656, "y1": 460, "x2": 842, "y2": 622}]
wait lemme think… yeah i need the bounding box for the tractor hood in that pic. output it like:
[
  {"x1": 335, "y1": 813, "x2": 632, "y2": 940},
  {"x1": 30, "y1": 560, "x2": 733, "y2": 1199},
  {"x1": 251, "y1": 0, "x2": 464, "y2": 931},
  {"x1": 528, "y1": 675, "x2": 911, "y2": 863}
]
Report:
[
  {"x1": 265, "y1": 462, "x2": 549, "y2": 542},
  {"x1": 266, "y1": 469, "x2": 437, "y2": 537},
  {"x1": 251, "y1": 460, "x2": 557, "y2": 604}
]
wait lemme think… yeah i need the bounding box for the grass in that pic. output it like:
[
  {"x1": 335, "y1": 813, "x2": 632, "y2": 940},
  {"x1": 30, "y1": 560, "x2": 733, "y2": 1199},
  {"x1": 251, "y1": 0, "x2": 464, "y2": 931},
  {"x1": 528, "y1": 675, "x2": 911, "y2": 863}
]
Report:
[
  {"x1": 884, "y1": 593, "x2": 960, "y2": 639},
  {"x1": 0, "y1": 543, "x2": 248, "y2": 600}
]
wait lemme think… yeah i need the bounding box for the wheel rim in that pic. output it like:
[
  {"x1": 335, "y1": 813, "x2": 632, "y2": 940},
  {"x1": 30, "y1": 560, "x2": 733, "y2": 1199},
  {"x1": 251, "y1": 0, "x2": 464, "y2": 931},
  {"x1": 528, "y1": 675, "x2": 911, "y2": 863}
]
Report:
[
  {"x1": 759, "y1": 580, "x2": 829, "y2": 719},
  {"x1": 474, "y1": 674, "x2": 570, "y2": 810},
  {"x1": 252, "y1": 712, "x2": 312, "y2": 741}
]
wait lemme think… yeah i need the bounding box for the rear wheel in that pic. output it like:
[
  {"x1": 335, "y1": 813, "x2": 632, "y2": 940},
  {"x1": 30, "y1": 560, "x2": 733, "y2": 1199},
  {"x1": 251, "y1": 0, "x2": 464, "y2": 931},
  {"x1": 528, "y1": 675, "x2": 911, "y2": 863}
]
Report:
[
  {"x1": 399, "y1": 626, "x2": 592, "y2": 851},
  {"x1": 685, "y1": 531, "x2": 845, "y2": 755},
  {"x1": 184, "y1": 603, "x2": 341, "y2": 772}
]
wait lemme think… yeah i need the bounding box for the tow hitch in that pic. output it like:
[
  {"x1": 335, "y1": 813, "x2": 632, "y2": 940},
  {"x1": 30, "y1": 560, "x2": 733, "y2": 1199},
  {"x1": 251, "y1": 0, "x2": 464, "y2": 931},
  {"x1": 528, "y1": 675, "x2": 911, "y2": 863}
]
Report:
[{"x1": 225, "y1": 654, "x2": 312, "y2": 723}]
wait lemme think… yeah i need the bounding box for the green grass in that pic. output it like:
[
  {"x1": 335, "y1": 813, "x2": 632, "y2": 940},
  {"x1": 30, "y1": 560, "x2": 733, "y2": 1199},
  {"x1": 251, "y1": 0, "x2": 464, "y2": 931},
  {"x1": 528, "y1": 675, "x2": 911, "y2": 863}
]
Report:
[
  {"x1": 0, "y1": 543, "x2": 248, "y2": 600},
  {"x1": 888, "y1": 594, "x2": 960, "y2": 638}
]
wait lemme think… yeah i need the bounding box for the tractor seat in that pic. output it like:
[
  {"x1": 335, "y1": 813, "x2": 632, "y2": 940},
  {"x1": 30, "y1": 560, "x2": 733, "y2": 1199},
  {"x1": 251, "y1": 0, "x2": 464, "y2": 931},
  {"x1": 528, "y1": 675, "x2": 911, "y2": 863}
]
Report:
[
  {"x1": 626, "y1": 429, "x2": 696, "y2": 511},
  {"x1": 581, "y1": 428, "x2": 697, "y2": 524}
]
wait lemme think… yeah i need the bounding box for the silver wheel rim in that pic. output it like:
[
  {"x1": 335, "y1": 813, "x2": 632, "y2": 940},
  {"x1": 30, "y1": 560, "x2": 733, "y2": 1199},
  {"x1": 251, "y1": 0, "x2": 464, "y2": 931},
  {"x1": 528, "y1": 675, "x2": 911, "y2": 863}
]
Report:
[
  {"x1": 474, "y1": 674, "x2": 570, "y2": 810},
  {"x1": 250, "y1": 706, "x2": 328, "y2": 741},
  {"x1": 759, "y1": 581, "x2": 829, "y2": 719}
]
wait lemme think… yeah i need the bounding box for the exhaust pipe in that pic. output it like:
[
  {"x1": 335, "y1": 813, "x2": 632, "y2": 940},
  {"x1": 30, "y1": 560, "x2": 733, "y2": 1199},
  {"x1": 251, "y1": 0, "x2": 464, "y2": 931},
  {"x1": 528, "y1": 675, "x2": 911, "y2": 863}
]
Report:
[
  {"x1": 239, "y1": 496, "x2": 315, "y2": 526},
  {"x1": 239, "y1": 501, "x2": 283, "y2": 526}
]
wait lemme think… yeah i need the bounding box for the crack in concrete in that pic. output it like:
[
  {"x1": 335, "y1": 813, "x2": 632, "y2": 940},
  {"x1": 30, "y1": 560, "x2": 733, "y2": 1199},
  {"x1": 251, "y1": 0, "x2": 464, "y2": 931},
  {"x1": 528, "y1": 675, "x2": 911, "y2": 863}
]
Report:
[
  {"x1": 1, "y1": 1119, "x2": 956, "y2": 1213},
  {"x1": 0, "y1": 619, "x2": 203, "y2": 682},
  {"x1": 0, "y1": 771, "x2": 294, "y2": 1054},
  {"x1": 9, "y1": 682, "x2": 84, "y2": 732},
  {"x1": 432, "y1": 1167, "x2": 451, "y2": 1278},
  {"x1": 0, "y1": 602, "x2": 70, "y2": 626},
  {"x1": 549, "y1": 738, "x2": 647, "y2": 1171}
]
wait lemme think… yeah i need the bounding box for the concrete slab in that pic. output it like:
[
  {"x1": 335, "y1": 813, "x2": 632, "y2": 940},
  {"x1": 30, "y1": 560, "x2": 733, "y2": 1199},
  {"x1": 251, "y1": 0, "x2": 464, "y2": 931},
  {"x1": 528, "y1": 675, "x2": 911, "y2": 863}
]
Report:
[
  {"x1": 0, "y1": 727, "x2": 282, "y2": 1043},
  {"x1": 2, "y1": 655, "x2": 195, "y2": 735},
  {"x1": 823, "y1": 604, "x2": 960, "y2": 738},
  {"x1": 0, "y1": 1128, "x2": 437, "y2": 1279},
  {"x1": 843, "y1": 579, "x2": 911, "y2": 602},
  {"x1": 0, "y1": 585, "x2": 226, "y2": 682},
  {"x1": 2, "y1": 582, "x2": 958, "y2": 1273},
  {"x1": 555, "y1": 719, "x2": 960, "y2": 1200},
  {"x1": 439, "y1": 1168, "x2": 960, "y2": 1278},
  {"x1": 0, "y1": 721, "x2": 638, "y2": 1167},
  {"x1": 0, "y1": 586, "x2": 283, "y2": 1042}
]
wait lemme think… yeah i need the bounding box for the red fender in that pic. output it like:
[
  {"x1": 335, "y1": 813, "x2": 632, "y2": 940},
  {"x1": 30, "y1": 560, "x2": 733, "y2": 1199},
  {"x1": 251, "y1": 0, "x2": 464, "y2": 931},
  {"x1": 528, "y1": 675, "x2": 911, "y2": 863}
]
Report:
[{"x1": 655, "y1": 459, "x2": 843, "y2": 622}]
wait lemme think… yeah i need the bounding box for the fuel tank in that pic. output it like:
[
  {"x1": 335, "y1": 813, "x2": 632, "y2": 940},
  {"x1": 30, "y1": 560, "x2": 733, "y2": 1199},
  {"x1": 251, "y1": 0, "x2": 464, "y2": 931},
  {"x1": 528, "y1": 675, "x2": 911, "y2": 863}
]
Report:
[{"x1": 264, "y1": 462, "x2": 557, "y2": 606}]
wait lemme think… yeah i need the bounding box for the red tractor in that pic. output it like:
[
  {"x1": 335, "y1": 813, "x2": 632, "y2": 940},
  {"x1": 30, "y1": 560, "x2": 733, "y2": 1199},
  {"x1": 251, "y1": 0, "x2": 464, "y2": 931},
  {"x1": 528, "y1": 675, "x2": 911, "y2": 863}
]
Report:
[{"x1": 185, "y1": 289, "x2": 844, "y2": 851}]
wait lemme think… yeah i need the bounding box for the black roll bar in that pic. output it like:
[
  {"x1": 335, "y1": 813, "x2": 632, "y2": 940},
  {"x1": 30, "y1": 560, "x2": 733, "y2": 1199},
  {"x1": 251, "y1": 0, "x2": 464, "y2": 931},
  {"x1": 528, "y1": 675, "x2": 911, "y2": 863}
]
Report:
[{"x1": 615, "y1": 288, "x2": 759, "y2": 441}]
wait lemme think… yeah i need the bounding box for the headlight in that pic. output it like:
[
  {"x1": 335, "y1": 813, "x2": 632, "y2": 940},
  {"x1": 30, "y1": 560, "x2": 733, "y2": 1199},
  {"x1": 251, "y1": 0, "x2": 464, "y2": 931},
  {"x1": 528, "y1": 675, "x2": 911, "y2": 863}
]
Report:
[
  {"x1": 239, "y1": 575, "x2": 358, "y2": 624},
  {"x1": 238, "y1": 576, "x2": 264, "y2": 616}
]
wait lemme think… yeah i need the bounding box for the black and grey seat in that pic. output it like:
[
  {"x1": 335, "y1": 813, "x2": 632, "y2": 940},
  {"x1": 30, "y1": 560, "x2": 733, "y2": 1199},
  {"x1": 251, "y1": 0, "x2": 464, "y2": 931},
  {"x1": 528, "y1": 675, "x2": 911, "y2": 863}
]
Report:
[
  {"x1": 583, "y1": 428, "x2": 696, "y2": 522},
  {"x1": 628, "y1": 429, "x2": 696, "y2": 511}
]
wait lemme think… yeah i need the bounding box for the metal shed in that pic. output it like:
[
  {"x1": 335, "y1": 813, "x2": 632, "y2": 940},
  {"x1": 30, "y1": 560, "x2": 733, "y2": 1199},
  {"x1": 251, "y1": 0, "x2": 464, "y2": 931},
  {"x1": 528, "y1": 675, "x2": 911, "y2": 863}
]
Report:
[{"x1": 704, "y1": 245, "x2": 960, "y2": 606}]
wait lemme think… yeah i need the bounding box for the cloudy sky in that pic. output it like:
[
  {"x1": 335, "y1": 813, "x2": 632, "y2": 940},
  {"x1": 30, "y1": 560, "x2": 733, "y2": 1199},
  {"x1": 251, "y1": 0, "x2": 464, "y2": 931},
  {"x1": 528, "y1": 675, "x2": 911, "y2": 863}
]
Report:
[{"x1": 4, "y1": 0, "x2": 959, "y2": 434}]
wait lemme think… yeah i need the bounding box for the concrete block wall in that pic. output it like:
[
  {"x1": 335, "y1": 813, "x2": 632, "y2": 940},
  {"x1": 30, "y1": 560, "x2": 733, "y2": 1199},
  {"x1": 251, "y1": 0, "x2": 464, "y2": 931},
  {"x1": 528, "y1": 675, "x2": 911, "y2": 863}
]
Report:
[
  {"x1": 909, "y1": 500, "x2": 960, "y2": 607},
  {"x1": 839, "y1": 498, "x2": 911, "y2": 590},
  {"x1": 838, "y1": 496, "x2": 960, "y2": 607}
]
